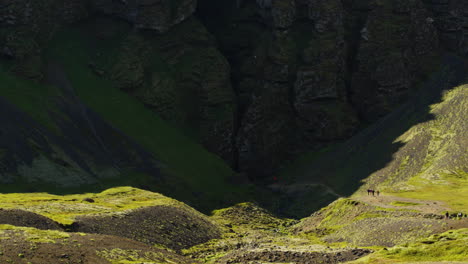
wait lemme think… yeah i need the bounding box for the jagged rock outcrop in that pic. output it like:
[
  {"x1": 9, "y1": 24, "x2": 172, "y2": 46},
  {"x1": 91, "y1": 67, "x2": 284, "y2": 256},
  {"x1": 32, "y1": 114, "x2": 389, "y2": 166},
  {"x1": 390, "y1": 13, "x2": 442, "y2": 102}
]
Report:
[
  {"x1": 422, "y1": 0, "x2": 468, "y2": 55},
  {"x1": 0, "y1": 0, "x2": 197, "y2": 62},
  {"x1": 235, "y1": 26, "x2": 298, "y2": 176},
  {"x1": 108, "y1": 18, "x2": 235, "y2": 163},
  {"x1": 1, "y1": 0, "x2": 233, "y2": 163},
  {"x1": 294, "y1": 0, "x2": 358, "y2": 142},
  {"x1": 0, "y1": 0, "x2": 87, "y2": 57},
  {"x1": 198, "y1": 0, "x2": 450, "y2": 177},
  {"x1": 1, "y1": 0, "x2": 464, "y2": 181},
  {"x1": 92, "y1": 0, "x2": 197, "y2": 33},
  {"x1": 216, "y1": 0, "x2": 359, "y2": 175},
  {"x1": 349, "y1": 0, "x2": 439, "y2": 121}
]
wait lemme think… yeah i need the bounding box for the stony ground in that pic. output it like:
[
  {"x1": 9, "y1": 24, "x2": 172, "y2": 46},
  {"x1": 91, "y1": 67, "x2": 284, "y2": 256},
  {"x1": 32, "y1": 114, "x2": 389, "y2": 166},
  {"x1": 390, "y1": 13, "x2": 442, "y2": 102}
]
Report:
[
  {"x1": 354, "y1": 194, "x2": 450, "y2": 215},
  {"x1": 0, "y1": 187, "x2": 466, "y2": 263},
  {"x1": 0, "y1": 225, "x2": 195, "y2": 264}
]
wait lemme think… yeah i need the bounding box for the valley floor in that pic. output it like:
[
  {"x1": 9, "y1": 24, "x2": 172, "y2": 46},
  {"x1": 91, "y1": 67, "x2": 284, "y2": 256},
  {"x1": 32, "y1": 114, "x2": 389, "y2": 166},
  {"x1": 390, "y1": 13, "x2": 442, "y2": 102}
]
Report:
[{"x1": 0, "y1": 186, "x2": 466, "y2": 264}]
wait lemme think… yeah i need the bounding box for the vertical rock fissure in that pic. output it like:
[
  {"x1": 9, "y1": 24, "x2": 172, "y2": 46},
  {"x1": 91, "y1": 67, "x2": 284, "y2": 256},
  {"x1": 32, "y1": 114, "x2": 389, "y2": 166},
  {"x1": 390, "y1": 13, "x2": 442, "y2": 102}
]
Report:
[{"x1": 343, "y1": 7, "x2": 369, "y2": 117}]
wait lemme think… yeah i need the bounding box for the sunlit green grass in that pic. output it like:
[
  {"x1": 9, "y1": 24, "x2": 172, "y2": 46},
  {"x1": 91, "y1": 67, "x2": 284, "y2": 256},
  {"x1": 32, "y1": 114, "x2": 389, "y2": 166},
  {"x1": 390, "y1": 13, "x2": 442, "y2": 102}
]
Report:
[
  {"x1": 0, "y1": 187, "x2": 195, "y2": 225},
  {"x1": 351, "y1": 228, "x2": 468, "y2": 263},
  {"x1": 0, "y1": 224, "x2": 72, "y2": 243},
  {"x1": 389, "y1": 172, "x2": 468, "y2": 212}
]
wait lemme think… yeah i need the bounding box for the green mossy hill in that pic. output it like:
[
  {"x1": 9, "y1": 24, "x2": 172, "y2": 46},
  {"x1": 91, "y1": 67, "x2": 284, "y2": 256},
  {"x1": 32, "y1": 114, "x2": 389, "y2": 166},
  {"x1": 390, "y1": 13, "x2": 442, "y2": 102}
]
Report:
[
  {"x1": 294, "y1": 198, "x2": 447, "y2": 247},
  {"x1": 0, "y1": 187, "x2": 211, "y2": 225},
  {"x1": 280, "y1": 58, "x2": 467, "y2": 201},
  {"x1": 184, "y1": 201, "x2": 371, "y2": 263},
  {"x1": 73, "y1": 205, "x2": 221, "y2": 250},
  {"x1": 0, "y1": 187, "x2": 222, "y2": 250},
  {"x1": 293, "y1": 198, "x2": 382, "y2": 234},
  {"x1": 323, "y1": 217, "x2": 444, "y2": 247},
  {"x1": 0, "y1": 225, "x2": 195, "y2": 264},
  {"x1": 351, "y1": 228, "x2": 468, "y2": 263},
  {"x1": 363, "y1": 85, "x2": 468, "y2": 194},
  {"x1": 211, "y1": 202, "x2": 298, "y2": 232}
]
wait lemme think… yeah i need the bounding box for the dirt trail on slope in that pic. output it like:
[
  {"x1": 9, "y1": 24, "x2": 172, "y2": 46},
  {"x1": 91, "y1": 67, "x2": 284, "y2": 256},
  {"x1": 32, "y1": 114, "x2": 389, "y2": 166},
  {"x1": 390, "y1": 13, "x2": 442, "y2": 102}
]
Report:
[{"x1": 353, "y1": 194, "x2": 450, "y2": 215}]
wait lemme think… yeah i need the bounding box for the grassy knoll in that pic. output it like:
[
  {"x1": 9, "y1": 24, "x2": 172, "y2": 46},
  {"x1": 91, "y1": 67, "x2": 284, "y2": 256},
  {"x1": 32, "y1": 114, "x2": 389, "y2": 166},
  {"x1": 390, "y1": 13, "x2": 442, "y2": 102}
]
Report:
[
  {"x1": 294, "y1": 198, "x2": 453, "y2": 249},
  {"x1": 0, "y1": 224, "x2": 71, "y2": 243},
  {"x1": 388, "y1": 172, "x2": 468, "y2": 213},
  {"x1": 350, "y1": 228, "x2": 468, "y2": 263},
  {"x1": 0, "y1": 187, "x2": 195, "y2": 225}
]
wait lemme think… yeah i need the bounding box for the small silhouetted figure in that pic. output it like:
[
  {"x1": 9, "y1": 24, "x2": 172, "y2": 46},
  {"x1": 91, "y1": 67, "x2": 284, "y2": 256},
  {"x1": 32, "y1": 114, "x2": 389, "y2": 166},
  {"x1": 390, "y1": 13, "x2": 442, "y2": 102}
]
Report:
[
  {"x1": 376, "y1": 190, "x2": 380, "y2": 196},
  {"x1": 367, "y1": 189, "x2": 373, "y2": 195},
  {"x1": 445, "y1": 211, "x2": 449, "y2": 219}
]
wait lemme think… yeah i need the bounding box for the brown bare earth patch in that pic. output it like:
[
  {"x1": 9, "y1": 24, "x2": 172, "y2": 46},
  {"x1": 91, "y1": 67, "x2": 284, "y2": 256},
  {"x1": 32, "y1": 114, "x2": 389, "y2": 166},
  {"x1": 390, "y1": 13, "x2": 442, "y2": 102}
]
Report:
[
  {"x1": 0, "y1": 226, "x2": 196, "y2": 264},
  {"x1": 0, "y1": 209, "x2": 62, "y2": 230},
  {"x1": 214, "y1": 248, "x2": 372, "y2": 264},
  {"x1": 353, "y1": 194, "x2": 450, "y2": 214},
  {"x1": 71, "y1": 205, "x2": 222, "y2": 250},
  {"x1": 323, "y1": 217, "x2": 445, "y2": 247},
  {"x1": 291, "y1": 197, "x2": 468, "y2": 249}
]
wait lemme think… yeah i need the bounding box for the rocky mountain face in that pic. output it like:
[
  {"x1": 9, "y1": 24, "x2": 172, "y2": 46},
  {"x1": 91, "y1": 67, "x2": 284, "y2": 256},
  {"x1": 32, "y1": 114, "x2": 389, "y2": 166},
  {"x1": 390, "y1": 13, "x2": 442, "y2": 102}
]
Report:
[
  {"x1": 1, "y1": 0, "x2": 467, "y2": 182},
  {"x1": 199, "y1": 0, "x2": 467, "y2": 177}
]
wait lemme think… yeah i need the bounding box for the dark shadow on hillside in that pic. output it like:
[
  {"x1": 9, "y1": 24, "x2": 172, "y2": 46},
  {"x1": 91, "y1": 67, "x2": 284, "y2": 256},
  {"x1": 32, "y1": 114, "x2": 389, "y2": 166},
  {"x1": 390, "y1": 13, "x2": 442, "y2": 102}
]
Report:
[
  {"x1": 0, "y1": 53, "x2": 236, "y2": 214},
  {"x1": 277, "y1": 54, "x2": 467, "y2": 218},
  {"x1": 0, "y1": 52, "x2": 465, "y2": 219},
  {"x1": 0, "y1": 60, "x2": 167, "y2": 199},
  {"x1": 0, "y1": 88, "x2": 163, "y2": 193}
]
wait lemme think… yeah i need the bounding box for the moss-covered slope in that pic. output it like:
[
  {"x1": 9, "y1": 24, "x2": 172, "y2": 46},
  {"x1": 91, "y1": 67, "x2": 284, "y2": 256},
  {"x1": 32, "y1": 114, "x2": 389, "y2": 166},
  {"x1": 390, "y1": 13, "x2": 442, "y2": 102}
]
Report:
[
  {"x1": 0, "y1": 187, "x2": 222, "y2": 250},
  {"x1": 280, "y1": 56, "x2": 467, "y2": 198}
]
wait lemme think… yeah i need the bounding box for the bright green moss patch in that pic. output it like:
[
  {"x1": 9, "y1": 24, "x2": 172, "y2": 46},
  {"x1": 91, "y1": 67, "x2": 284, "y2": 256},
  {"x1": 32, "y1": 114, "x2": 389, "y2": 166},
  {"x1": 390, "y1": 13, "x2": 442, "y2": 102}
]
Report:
[
  {"x1": 0, "y1": 187, "x2": 192, "y2": 225},
  {"x1": 318, "y1": 198, "x2": 367, "y2": 229},
  {"x1": 389, "y1": 171, "x2": 468, "y2": 212},
  {"x1": 211, "y1": 202, "x2": 297, "y2": 233},
  {"x1": 0, "y1": 224, "x2": 70, "y2": 244},
  {"x1": 352, "y1": 228, "x2": 468, "y2": 263}
]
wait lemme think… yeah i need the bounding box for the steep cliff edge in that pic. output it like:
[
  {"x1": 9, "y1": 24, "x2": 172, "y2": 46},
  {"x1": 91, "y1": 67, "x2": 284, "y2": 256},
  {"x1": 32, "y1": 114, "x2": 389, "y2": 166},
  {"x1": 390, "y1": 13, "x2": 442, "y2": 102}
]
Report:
[
  {"x1": 0, "y1": 0, "x2": 467, "y2": 200},
  {"x1": 197, "y1": 0, "x2": 465, "y2": 177}
]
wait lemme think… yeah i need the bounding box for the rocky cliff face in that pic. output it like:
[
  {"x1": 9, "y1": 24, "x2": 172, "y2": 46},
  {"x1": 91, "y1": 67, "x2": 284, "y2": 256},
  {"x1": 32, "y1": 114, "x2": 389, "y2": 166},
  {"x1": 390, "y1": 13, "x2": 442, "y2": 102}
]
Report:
[
  {"x1": 1, "y1": 0, "x2": 235, "y2": 164},
  {"x1": 200, "y1": 0, "x2": 451, "y2": 177},
  {"x1": 1, "y1": 0, "x2": 466, "y2": 181},
  {"x1": 348, "y1": 0, "x2": 439, "y2": 120},
  {"x1": 92, "y1": 0, "x2": 197, "y2": 33},
  {"x1": 423, "y1": 0, "x2": 468, "y2": 55}
]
